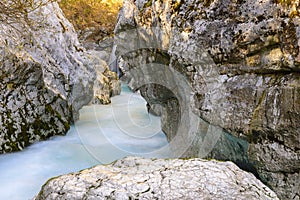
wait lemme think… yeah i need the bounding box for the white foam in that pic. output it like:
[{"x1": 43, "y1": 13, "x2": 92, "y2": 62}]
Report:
[{"x1": 0, "y1": 83, "x2": 170, "y2": 200}]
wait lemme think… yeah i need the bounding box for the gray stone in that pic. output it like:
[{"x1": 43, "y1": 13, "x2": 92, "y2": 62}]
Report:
[
  {"x1": 0, "y1": 2, "x2": 120, "y2": 153},
  {"x1": 35, "y1": 157, "x2": 278, "y2": 200},
  {"x1": 86, "y1": 50, "x2": 121, "y2": 104},
  {"x1": 112, "y1": 0, "x2": 300, "y2": 199}
]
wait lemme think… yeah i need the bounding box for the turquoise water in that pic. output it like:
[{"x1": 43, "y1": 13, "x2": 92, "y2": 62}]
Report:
[{"x1": 0, "y1": 84, "x2": 170, "y2": 200}]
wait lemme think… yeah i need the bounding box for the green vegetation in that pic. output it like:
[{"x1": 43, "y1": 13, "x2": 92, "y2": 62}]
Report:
[
  {"x1": 59, "y1": 0, "x2": 123, "y2": 37},
  {"x1": 143, "y1": 0, "x2": 152, "y2": 8}
]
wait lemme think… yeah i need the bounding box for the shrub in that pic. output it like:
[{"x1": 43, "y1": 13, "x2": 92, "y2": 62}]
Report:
[{"x1": 59, "y1": 0, "x2": 123, "y2": 38}]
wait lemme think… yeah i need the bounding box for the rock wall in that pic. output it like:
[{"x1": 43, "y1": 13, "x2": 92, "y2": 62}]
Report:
[
  {"x1": 112, "y1": 0, "x2": 300, "y2": 199},
  {"x1": 35, "y1": 157, "x2": 278, "y2": 200},
  {"x1": 0, "y1": 2, "x2": 120, "y2": 153}
]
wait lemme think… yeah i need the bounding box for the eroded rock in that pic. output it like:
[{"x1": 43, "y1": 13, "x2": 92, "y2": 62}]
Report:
[
  {"x1": 0, "y1": 2, "x2": 120, "y2": 153},
  {"x1": 112, "y1": 0, "x2": 300, "y2": 199},
  {"x1": 35, "y1": 157, "x2": 278, "y2": 200}
]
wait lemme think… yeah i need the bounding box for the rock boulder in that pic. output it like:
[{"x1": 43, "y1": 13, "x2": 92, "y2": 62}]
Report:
[{"x1": 35, "y1": 157, "x2": 278, "y2": 200}]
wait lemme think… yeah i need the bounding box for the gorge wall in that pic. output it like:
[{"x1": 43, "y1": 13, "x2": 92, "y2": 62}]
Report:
[
  {"x1": 0, "y1": 2, "x2": 120, "y2": 153},
  {"x1": 112, "y1": 0, "x2": 300, "y2": 199}
]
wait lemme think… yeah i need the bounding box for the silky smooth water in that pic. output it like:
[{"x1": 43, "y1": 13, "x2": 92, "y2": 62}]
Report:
[{"x1": 0, "y1": 84, "x2": 170, "y2": 200}]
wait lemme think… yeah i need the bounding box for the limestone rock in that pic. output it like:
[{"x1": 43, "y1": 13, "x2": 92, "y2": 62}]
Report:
[
  {"x1": 82, "y1": 37, "x2": 115, "y2": 63},
  {"x1": 112, "y1": 0, "x2": 300, "y2": 199},
  {"x1": 35, "y1": 157, "x2": 278, "y2": 200},
  {"x1": 86, "y1": 50, "x2": 121, "y2": 105},
  {"x1": 0, "y1": 2, "x2": 120, "y2": 153}
]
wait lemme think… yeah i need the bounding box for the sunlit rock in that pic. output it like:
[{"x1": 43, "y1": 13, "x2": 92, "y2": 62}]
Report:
[{"x1": 35, "y1": 157, "x2": 278, "y2": 200}]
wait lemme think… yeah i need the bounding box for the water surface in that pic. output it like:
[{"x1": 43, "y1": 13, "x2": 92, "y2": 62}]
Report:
[{"x1": 0, "y1": 84, "x2": 169, "y2": 200}]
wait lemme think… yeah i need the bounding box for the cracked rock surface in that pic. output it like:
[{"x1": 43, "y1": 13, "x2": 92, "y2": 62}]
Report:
[
  {"x1": 113, "y1": 0, "x2": 300, "y2": 198},
  {"x1": 35, "y1": 157, "x2": 278, "y2": 200},
  {"x1": 0, "y1": 2, "x2": 120, "y2": 153}
]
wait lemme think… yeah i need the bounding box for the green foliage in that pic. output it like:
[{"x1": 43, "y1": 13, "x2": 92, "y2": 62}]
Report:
[{"x1": 143, "y1": 0, "x2": 152, "y2": 8}]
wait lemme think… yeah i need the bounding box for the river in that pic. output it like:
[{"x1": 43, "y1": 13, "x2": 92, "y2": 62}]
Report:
[{"x1": 0, "y1": 83, "x2": 170, "y2": 200}]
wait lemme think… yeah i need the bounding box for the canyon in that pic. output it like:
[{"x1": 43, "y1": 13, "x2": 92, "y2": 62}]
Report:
[{"x1": 0, "y1": 0, "x2": 299, "y2": 199}]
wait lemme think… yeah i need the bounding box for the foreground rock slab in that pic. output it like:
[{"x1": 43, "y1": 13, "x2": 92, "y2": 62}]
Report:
[{"x1": 35, "y1": 157, "x2": 278, "y2": 200}]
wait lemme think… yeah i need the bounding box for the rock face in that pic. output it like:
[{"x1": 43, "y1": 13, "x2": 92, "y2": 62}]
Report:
[
  {"x1": 35, "y1": 157, "x2": 278, "y2": 200},
  {"x1": 112, "y1": 0, "x2": 300, "y2": 199},
  {"x1": 0, "y1": 2, "x2": 120, "y2": 153},
  {"x1": 86, "y1": 50, "x2": 121, "y2": 104}
]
